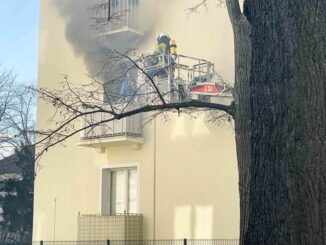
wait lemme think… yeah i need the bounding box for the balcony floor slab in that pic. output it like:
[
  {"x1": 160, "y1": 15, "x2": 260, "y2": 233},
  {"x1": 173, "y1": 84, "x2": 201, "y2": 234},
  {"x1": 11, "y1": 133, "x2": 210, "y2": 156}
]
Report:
[{"x1": 77, "y1": 135, "x2": 145, "y2": 149}]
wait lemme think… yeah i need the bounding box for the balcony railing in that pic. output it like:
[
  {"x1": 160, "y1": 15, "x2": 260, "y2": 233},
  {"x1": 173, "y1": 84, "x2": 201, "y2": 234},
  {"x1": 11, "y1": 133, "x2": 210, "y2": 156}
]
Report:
[
  {"x1": 78, "y1": 105, "x2": 144, "y2": 148},
  {"x1": 108, "y1": 0, "x2": 139, "y2": 32},
  {"x1": 81, "y1": 113, "x2": 143, "y2": 139},
  {"x1": 77, "y1": 214, "x2": 143, "y2": 241},
  {"x1": 93, "y1": 0, "x2": 142, "y2": 35}
]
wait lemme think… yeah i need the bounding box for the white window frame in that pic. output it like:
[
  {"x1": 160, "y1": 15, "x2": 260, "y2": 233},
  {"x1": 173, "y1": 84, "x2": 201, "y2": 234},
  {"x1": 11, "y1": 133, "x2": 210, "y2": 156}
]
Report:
[{"x1": 100, "y1": 163, "x2": 140, "y2": 215}]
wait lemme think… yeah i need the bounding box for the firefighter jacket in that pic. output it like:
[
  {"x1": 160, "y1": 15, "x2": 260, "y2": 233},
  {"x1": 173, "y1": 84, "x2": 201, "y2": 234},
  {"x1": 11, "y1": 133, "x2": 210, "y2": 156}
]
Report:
[{"x1": 155, "y1": 42, "x2": 169, "y2": 55}]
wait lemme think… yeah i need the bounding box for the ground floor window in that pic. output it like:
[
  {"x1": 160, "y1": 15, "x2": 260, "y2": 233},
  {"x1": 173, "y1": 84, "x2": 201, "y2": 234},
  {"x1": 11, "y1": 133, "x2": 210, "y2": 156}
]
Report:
[{"x1": 102, "y1": 167, "x2": 138, "y2": 215}]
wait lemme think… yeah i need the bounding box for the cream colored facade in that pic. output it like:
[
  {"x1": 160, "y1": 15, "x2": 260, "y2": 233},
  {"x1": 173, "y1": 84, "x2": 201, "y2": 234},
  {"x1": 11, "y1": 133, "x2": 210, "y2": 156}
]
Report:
[{"x1": 34, "y1": 0, "x2": 239, "y2": 241}]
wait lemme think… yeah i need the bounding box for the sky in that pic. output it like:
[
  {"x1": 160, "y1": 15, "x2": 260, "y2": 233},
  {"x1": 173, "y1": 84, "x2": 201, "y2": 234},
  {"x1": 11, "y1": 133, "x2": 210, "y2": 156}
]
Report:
[{"x1": 0, "y1": 0, "x2": 39, "y2": 85}]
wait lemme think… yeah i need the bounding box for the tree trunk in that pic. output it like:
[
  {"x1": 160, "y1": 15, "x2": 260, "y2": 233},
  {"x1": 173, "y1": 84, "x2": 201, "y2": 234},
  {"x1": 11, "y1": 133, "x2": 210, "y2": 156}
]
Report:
[
  {"x1": 243, "y1": 0, "x2": 326, "y2": 244},
  {"x1": 226, "y1": 1, "x2": 252, "y2": 243}
]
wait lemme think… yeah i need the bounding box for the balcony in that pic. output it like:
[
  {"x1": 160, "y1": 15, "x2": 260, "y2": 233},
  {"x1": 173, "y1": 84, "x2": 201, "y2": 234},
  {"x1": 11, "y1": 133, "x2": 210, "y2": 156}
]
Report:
[
  {"x1": 77, "y1": 214, "x2": 143, "y2": 241},
  {"x1": 78, "y1": 106, "x2": 144, "y2": 149},
  {"x1": 95, "y1": 0, "x2": 144, "y2": 42}
]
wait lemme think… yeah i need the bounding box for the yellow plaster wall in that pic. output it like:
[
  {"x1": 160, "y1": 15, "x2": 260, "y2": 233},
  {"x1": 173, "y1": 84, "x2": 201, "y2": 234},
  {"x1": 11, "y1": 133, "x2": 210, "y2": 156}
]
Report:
[{"x1": 34, "y1": 0, "x2": 239, "y2": 241}]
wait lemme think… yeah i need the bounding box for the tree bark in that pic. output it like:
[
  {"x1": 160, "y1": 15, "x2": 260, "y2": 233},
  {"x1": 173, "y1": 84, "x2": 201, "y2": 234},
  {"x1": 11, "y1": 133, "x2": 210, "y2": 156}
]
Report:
[
  {"x1": 226, "y1": 1, "x2": 252, "y2": 243},
  {"x1": 243, "y1": 0, "x2": 326, "y2": 244}
]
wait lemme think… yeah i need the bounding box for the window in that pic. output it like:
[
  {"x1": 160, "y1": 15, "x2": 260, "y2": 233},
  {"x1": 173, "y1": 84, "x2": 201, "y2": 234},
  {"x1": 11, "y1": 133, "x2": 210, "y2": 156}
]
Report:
[
  {"x1": 103, "y1": 63, "x2": 138, "y2": 103},
  {"x1": 102, "y1": 167, "x2": 138, "y2": 215}
]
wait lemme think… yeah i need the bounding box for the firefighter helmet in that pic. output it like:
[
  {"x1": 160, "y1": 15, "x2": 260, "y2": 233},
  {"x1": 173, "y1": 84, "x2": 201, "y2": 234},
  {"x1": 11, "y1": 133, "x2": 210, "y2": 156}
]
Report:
[{"x1": 157, "y1": 33, "x2": 170, "y2": 43}]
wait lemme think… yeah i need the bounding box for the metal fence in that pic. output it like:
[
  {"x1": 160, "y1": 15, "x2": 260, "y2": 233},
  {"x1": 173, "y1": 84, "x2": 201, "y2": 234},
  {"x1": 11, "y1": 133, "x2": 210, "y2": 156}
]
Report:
[{"x1": 3, "y1": 239, "x2": 239, "y2": 245}]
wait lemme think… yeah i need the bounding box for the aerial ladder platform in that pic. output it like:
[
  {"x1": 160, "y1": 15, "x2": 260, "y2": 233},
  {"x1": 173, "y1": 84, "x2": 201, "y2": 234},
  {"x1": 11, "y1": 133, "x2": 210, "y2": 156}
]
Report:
[{"x1": 139, "y1": 53, "x2": 234, "y2": 105}]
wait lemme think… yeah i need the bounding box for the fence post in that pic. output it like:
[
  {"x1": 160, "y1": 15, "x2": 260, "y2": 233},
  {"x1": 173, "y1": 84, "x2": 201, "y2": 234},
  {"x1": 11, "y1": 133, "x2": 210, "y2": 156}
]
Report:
[
  {"x1": 40, "y1": 241, "x2": 44, "y2": 245},
  {"x1": 184, "y1": 238, "x2": 187, "y2": 245},
  {"x1": 107, "y1": 239, "x2": 111, "y2": 245}
]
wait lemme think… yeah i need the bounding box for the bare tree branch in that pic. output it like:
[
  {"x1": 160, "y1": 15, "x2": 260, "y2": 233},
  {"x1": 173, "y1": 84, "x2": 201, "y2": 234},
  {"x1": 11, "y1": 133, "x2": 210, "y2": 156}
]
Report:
[
  {"x1": 34, "y1": 96, "x2": 234, "y2": 160},
  {"x1": 34, "y1": 47, "x2": 234, "y2": 164},
  {"x1": 0, "y1": 67, "x2": 16, "y2": 122},
  {"x1": 0, "y1": 68, "x2": 35, "y2": 158},
  {"x1": 186, "y1": 0, "x2": 208, "y2": 16}
]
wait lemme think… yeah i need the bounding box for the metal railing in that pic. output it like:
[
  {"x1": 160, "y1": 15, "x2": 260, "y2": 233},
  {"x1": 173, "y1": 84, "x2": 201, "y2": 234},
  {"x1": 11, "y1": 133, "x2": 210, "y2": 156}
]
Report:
[
  {"x1": 93, "y1": 0, "x2": 140, "y2": 32},
  {"x1": 142, "y1": 54, "x2": 216, "y2": 88},
  {"x1": 80, "y1": 104, "x2": 143, "y2": 140},
  {"x1": 3, "y1": 239, "x2": 239, "y2": 245},
  {"x1": 140, "y1": 54, "x2": 233, "y2": 104}
]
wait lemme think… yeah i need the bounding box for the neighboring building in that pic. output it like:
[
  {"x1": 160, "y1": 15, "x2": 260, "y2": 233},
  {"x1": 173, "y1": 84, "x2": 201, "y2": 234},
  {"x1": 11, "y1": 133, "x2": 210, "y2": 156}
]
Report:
[
  {"x1": 34, "y1": 0, "x2": 239, "y2": 241},
  {"x1": 0, "y1": 153, "x2": 22, "y2": 182}
]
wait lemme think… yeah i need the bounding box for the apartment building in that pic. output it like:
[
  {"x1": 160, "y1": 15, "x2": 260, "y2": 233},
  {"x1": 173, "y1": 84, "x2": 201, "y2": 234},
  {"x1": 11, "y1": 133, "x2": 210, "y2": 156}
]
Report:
[{"x1": 33, "y1": 0, "x2": 239, "y2": 241}]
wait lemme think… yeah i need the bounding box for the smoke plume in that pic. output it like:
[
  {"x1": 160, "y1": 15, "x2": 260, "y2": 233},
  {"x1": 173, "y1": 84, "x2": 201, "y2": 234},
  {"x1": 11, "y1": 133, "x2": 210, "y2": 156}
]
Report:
[{"x1": 53, "y1": 0, "x2": 155, "y2": 77}]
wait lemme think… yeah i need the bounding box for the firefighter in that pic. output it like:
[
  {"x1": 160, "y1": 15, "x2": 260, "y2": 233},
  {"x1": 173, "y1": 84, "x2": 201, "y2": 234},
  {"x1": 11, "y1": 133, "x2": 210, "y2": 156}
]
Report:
[
  {"x1": 170, "y1": 39, "x2": 177, "y2": 56},
  {"x1": 150, "y1": 33, "x2": 171, "y2": 79},
  {"x1": 154, "y1": 33, "x2": 171, "y2": 55}
]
